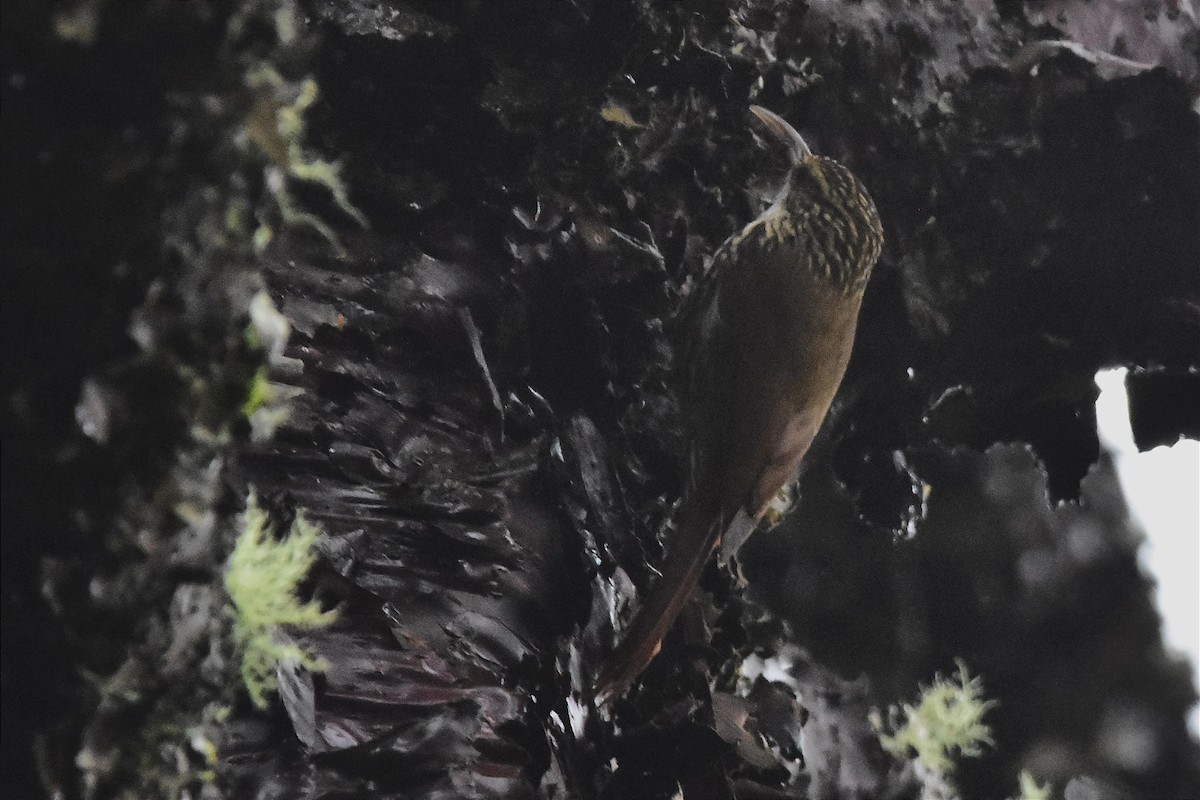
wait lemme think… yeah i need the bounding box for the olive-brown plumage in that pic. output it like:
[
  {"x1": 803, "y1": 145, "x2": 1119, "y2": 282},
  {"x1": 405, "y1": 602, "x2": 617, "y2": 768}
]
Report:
[{"x1": 595, "y1": 107, "x2": 883, "y2": 703}]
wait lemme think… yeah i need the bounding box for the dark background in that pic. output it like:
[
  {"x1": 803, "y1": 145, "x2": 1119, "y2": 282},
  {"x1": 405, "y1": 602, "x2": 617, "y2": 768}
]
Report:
[{"x1": 3, "y1": 0, "x2": 1198, "y2": 798}]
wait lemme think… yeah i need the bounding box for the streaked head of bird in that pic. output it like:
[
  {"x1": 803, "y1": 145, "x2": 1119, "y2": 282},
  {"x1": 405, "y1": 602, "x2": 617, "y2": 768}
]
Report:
[{"x1": 750, "y1": 106, "x2": 884, "y2": 292}]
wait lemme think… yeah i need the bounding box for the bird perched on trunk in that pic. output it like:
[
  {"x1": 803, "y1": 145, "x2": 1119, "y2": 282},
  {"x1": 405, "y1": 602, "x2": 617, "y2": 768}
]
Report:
[{"x1": 595, "y1": 106, "x2": 884, "y2": 703}]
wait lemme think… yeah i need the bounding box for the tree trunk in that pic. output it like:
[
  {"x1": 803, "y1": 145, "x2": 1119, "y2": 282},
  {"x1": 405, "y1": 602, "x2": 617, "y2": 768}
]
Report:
[{"x1": 3, "y1": 1, "x2": 1198, "y2": 799}]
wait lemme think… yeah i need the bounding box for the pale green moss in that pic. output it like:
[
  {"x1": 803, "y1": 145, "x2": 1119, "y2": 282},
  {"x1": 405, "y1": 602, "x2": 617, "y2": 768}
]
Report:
[
  {"x1": 876, "y1": 660, "x2": 996, "y2": 794},
  {"x1": 53, "y1": 0, "x2": 102, "y2": 45},
  {"x1": 1013, "y1": 770, "x2": 1053, "y2": 800},
  {"x1": 252, "y1": 222, "x2": 274, "y2": 252},
  {"x1": 244, "y1": 68, "x2": 368, "y2": 257},
  {"x1": 224, "y1": 494, "x2": 335, "y2": 708},
  {"x1": 241, "y1": 292, "x2": 302, "y2": 440},
  {"x1": 239, "y1": 366, "x2": 298, "y2": 441},
  {"x1": 241, "y1": 366, "x2": 273, "y2": 418}
]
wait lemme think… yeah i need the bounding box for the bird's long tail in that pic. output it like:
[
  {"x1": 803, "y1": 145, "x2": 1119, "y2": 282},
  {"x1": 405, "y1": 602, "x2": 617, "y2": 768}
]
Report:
[{"x1": 594, "y1": 497, "x2": 728, "y2": 705}]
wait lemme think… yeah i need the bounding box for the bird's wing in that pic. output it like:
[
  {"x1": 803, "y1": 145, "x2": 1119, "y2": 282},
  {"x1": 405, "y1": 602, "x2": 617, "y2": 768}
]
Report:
[{"x1": 593, "y1": 250, "x2": 738, "y2": 704}]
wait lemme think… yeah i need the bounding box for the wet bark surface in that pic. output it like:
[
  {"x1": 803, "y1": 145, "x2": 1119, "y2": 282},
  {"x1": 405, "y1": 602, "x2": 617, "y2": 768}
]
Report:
[{"x1": 3, "y1": 1, "x2": 1199, "y2": 799}]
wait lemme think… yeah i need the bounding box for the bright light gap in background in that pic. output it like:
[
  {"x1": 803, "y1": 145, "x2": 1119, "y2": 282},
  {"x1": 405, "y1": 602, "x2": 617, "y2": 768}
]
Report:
[{"x1": 1094, "y1": 368, "x2": 1200, "y2": 736}]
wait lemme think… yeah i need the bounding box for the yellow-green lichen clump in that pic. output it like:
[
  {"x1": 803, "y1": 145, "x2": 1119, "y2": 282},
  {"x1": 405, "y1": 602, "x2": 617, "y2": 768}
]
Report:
[
  {"x1": 224, "y1": 493, "x2": 335, "y2": 708},
  {"x1": 876, "y1": 660, "x2": 996, "y2": 795}
]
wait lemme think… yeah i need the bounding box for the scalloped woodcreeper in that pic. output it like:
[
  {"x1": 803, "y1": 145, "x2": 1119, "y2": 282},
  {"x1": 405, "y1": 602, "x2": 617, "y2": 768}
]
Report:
[{"x1": 595, "y1": 106, "x2": 884, "y2": 702}]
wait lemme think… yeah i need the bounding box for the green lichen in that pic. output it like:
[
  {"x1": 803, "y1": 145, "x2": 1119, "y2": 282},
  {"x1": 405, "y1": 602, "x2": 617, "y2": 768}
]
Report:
[
  {"x1": 241, "y1": 366, "x2": 272, "y2": 417},
  {"x1": 875, "y1": 660, "x2": 996, "y2": 796},
  {"x1": 224, "y1": 493, "x2": 335, "y2": 708},
  {"x1": 1013, "y1": 770, "x2": 1053, "y2": 800},
  {"x1": 241, "y1": 291, "x2": 301, "y2": 440},
  {"x1": 243, "y1": 68, "x2": 368, "y2": 257},
  {"x1": 107, "y1": 699, "x2": 229, "y2": 800},
  {"x1": 239, "y1": 361, "x2": 296, "y2": 441}
]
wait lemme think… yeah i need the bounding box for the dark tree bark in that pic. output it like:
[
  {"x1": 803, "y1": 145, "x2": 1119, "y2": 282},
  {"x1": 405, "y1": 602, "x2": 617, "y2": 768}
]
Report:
[{"x1": 3, "y1": 1, "x2": 1198, "y2": 799}]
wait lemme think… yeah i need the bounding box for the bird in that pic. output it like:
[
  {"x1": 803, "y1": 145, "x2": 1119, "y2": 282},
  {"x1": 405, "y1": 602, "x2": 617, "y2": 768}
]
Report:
[{"x1": 594, "y1": 106, "x2": 884, "y2": 704}]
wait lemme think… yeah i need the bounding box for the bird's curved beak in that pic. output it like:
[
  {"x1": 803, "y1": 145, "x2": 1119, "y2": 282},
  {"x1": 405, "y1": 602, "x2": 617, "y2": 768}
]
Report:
[{"x1": 750, "y1": 105, "x2": 813, "y2": 165}]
